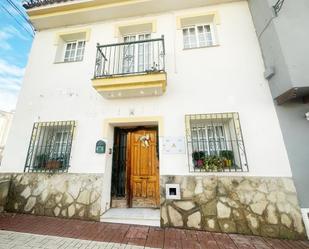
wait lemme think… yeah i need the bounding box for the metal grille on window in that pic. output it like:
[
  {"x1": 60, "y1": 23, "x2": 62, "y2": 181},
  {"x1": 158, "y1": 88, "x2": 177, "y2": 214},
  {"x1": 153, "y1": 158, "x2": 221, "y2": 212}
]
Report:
[
  {"x1": 185, "y1": 113, "x2": 248, "y2": 172},
  {"x1": 24, "y1": 121, "x2": 76, "y2": 172}
]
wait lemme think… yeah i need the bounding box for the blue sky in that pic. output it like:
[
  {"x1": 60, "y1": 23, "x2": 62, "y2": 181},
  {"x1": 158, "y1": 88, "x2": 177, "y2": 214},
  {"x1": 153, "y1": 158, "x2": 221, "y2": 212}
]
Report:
[{"x1": 0, "y1": 0, "x2": 34, "y2": 111}]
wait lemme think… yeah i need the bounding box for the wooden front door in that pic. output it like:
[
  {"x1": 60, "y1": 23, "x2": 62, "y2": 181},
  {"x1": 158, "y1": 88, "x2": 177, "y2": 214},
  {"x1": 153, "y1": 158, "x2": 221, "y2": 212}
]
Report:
[{"x1": 128, "y1": 129, "x2": 159, "y2": 208}]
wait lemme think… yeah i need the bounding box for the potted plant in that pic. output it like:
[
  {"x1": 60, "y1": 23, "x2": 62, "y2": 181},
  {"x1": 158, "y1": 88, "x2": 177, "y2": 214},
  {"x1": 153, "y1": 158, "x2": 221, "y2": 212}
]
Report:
[
  {"x1": 192, "y1": 151, "x2": 205, "y2": 168},
  {"x1": 203, "y1": 155, "x2": 225, "y2": 171},
  {"x1": 219, "y1": 150, "x2": 234, "y2": 167},
  {"x1": 35, "y1": 153, "x2": 49, "y2": 169},
  {"x1": 46, "y1": 156, "x2": 61, "y2": 170},
  {"x1": 56, "y1": 154, "x2": 68, "y2": 170}
]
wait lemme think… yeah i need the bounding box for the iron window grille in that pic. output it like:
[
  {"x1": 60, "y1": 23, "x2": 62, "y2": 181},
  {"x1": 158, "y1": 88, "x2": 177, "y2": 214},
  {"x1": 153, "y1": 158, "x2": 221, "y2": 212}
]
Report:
[
  {"x1": 185, "y1": 113, "x2": 248, "y2": 172},
  {"x1": 24, "y1": 121, "x2": 76, "y2": 173},
  {"x1": 94, "y1": 36, "x2": 165, "y2": 79}
]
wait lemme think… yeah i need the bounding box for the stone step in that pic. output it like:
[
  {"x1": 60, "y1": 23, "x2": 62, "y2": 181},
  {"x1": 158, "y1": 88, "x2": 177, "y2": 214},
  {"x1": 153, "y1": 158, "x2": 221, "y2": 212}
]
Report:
[{"x1": 100, "y1": 208, "x2": 160, "y2": 227}]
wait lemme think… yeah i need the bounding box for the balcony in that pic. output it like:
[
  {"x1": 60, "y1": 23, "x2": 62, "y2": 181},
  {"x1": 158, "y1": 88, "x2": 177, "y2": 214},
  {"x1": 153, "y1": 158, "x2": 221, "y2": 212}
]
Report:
[{"x1": 92, "y1": 36, "x2": 167, "y2": 99}]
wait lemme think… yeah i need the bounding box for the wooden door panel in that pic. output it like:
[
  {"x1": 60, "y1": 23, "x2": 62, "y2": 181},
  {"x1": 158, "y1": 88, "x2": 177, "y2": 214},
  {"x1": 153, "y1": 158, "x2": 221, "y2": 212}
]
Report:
[{"x1": 129, "y1": 129, "x2": 159, "y2": 208}]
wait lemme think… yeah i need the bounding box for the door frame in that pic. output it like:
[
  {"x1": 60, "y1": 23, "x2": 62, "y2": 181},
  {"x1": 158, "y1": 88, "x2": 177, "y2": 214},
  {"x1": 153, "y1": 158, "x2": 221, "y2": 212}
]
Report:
[
  {"x1": 102, "y1": 116, "x2": 163, "y2": 212},
  {"x1": 111, "y1": 126, "x2": 159, "y2": 208}
]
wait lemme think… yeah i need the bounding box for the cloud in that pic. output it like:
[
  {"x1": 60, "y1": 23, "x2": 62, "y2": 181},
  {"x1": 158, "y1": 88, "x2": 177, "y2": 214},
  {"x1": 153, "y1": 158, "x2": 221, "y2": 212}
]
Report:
[
  {"x1": 0, "y1": 59, "x2": 24, "y2": 111},
  {"x1": 0, "y1": 25, "x2": 30, "y2": 51},
  {"x1": 0, "y1": 59, "x2": 25, "y2": 77},
  {"x1": 0, "y1": 90, "x2": 19, "y2": 112}
]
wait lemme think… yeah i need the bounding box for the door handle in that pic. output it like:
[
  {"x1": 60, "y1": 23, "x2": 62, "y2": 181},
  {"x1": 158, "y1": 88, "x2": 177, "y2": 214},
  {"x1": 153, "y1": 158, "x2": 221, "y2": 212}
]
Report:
[{"x1": 140, "y1": 177, "x2": 149, "y2": 179}]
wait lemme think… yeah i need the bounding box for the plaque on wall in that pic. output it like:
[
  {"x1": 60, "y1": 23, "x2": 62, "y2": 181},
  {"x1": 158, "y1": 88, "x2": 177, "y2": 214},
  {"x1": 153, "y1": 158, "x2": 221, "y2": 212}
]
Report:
[{"x1": 162, "y1": 137, "x2": 185, "y2": 154}]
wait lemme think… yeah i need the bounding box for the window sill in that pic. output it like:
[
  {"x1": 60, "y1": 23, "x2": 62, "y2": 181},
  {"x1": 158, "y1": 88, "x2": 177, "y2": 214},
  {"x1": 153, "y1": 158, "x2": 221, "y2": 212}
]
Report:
[
  {"x1": 183, "y1": 44, "x2": 220, "y2": 51},
  {"x1": 54, "y1": 59, "x2": 83, "y2": 64}
]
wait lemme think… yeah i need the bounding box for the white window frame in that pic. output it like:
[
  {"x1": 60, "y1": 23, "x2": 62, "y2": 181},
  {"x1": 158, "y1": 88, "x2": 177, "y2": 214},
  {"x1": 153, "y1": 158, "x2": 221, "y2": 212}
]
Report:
[
  {"x1": 191, "y1": 123, "x2": 228, "y2": 156},
  {"x1": 182, "y1": 23, "x2": 216, "y2": 49},
  {"x1": 63, "y1": 39, "x2": 86, "y2": 62}
]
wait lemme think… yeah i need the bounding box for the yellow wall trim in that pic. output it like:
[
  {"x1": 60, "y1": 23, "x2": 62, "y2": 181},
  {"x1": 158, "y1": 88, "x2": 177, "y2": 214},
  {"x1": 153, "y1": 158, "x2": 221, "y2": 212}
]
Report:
[
  {"x1": 92, "y1": 73, "x2": 166, "y2": 86},
  {"x1": 54, "y1": 28, "x2": 91, "y2": 45},
  {"x1": 29, "y1": 0, "x2": 150, "y2": 20},
  {"x1": 114, "y1": 20, "x2": 157, "y2": 37},
  {"x1": 103, "y1": 116, "x2": 164, "y2": 137},
  {"x1": 176, "y1": 11, "x2": 220, "y2": 29}
]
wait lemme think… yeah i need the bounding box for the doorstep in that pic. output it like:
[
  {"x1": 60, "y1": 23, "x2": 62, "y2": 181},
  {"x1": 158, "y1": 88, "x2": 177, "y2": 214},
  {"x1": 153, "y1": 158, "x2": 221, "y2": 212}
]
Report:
[{"x1": 101, "y1": 208, "x2": 160, "y2": 227}]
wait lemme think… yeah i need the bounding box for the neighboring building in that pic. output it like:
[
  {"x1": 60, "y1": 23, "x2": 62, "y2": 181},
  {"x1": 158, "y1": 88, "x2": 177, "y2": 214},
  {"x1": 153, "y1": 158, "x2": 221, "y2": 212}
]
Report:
[
  {"x1": 0, "y1": 0, "x2": 307, "y2": 239},
  {"x1": 248, "y1": 0, "x2": 309, "y2": 235},
  {"x1": 0, "y1": 110, "x2": 14, "y2": 165}
]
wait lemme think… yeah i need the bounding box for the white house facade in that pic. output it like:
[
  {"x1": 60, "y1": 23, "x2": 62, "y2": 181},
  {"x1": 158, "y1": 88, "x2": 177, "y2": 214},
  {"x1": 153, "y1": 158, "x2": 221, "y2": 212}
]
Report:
[
  {"x1": 0, "y1": 0, "x2": 307, "y2": 239},
  {"x1": 0, "y1": 110, "x2": 14, "y2": 165}
]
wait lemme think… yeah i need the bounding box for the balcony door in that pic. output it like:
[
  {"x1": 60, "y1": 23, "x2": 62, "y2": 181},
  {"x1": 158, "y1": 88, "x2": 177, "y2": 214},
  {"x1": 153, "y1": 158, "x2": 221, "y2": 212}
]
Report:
[{"x1": 122, "y1": 33, "x2": 151, "y2": 74}]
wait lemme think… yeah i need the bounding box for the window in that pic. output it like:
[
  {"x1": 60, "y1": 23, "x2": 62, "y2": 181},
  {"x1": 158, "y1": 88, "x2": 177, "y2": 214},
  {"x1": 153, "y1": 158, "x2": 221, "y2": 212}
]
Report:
[
  {"x1": 122, "y1": 33, "x2": 151, "y2": 73},
  {"x1": 54, "y1": 29, "x2": 90, "y2": 63},
  {"x1": 64, "y1": 40, "x2": 85, "y2": 62},
  {"x1": 24, "y1": 121, "x2": 76, "y2": 172},
  {"x1": 185, "y1": 113, "x2": 248, "y2": 172},
  {"x1": 182, "y1": 24, "x2": 215, "y2": 49}
]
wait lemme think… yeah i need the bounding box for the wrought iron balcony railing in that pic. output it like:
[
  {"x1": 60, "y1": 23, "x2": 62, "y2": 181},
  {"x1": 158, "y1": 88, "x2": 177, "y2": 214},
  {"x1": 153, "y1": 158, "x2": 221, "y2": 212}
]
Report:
[{"x1": 94, "y1": 36, "x2": 165, "y2": 79}]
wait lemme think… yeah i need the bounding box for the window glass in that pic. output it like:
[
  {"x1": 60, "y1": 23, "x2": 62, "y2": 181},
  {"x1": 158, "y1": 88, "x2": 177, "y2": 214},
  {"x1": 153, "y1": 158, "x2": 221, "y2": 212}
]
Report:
[
  {"x1": 182, "y1": 24, "x2": 215, "y2": 49},
  {"x1": 123, "y1": 33, "x2": 151, "y2": 73},
  {"x1": 64, "y1": 40, "x2": 85, "y2": 62}
]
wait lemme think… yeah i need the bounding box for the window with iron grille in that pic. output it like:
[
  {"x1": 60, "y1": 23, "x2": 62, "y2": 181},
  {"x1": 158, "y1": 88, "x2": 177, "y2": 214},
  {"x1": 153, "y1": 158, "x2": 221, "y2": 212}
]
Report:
[
  {"x1": 185, "y1": 113, "x2": 248, "y2": 172},
  {"x1": 24, "y1": 121, "x2": 76, "y2": 172}
]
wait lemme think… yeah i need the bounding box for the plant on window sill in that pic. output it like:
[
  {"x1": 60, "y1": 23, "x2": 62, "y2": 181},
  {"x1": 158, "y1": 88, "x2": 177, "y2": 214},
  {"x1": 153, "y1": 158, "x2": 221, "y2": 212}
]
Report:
[
  {"x1": 192, "y1": 150, "x2": 235, "y2": 171},
  {"x1": 34, "y1": 153, "x2": 68, "y2": 171}
]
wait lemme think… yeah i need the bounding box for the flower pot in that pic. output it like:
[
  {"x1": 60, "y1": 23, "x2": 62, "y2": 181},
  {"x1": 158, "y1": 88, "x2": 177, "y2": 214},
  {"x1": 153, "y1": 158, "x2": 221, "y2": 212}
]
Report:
[{"x1": 46, "y1": 160, "x2": 60, "y2": 170}]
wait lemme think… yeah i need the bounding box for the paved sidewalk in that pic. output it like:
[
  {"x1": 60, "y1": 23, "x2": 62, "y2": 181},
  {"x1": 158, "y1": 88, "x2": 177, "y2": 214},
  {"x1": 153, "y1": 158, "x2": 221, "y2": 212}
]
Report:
[
  {"x1": 0, "y1": 230, "x2": 155, "y2": 249},
  {"x1": 0, "y1": 213, "x2": 308, "y2": 249}
]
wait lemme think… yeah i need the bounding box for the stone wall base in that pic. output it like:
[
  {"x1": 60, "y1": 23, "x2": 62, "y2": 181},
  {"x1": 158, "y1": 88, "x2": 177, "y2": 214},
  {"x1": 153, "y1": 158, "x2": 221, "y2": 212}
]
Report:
[
  {"x1": 2, "y1": 173, "x2": 103, "y2": 221},
  {"x1": 160, "y1": 175, "x2": 307, "y2": 240},
  {"x1": 0, "y1": 174, "x2": 11, "y2": 212}
]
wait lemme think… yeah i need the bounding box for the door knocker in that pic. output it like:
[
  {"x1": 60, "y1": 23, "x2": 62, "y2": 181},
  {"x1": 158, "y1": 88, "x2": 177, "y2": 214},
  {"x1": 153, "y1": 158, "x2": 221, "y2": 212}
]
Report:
[{"x1": 139, "y1": 134, "x2": 150, "y2": 147}]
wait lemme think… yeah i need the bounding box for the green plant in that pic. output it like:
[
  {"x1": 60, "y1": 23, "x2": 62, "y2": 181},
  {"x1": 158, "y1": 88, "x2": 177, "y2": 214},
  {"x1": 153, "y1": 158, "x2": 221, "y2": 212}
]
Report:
[
  {"x1": 192, "y1": 151, "x2": 205, "y2": 168},
  {"x1": 203, "y1": 155, "x2": 225, "y2": 171},
  {"x1": 219, "y1": 150, "x2": 234, "y2": 160},
  {"x1": 219, "y1": 150, "x2": 234, "y2": 167},
  {"x1": 192, "y1": 151, "x2": 205, "y2": 160}
]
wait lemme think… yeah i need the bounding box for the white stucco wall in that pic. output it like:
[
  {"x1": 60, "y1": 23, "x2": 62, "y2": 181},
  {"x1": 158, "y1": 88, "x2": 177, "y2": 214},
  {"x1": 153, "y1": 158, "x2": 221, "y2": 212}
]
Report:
[
  {"x1": 1, "y1": 1, "x2": 292, "y2": 178},
  {"x1": 0, "y1": 110, "x2": 14, "y2": 165}
]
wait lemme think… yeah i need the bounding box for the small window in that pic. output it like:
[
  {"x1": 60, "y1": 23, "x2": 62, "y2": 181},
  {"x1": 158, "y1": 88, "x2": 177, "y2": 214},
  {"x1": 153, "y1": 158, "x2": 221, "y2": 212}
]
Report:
[
  {"x1": 64, "y1": 40, "x2": 85, "y2": 62},
  {"x1": 182, "y1": 24, "x2": 215, "y2": 49},
  {"x1": 54, "y1": 29, "x2": 90, "y2": 63},
  {"x1": 186, "y1": 113, "x2": 248, "y2": 172},
  {"x1": 24, "y1": 121, "x2": 76, "y2": 172}
]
